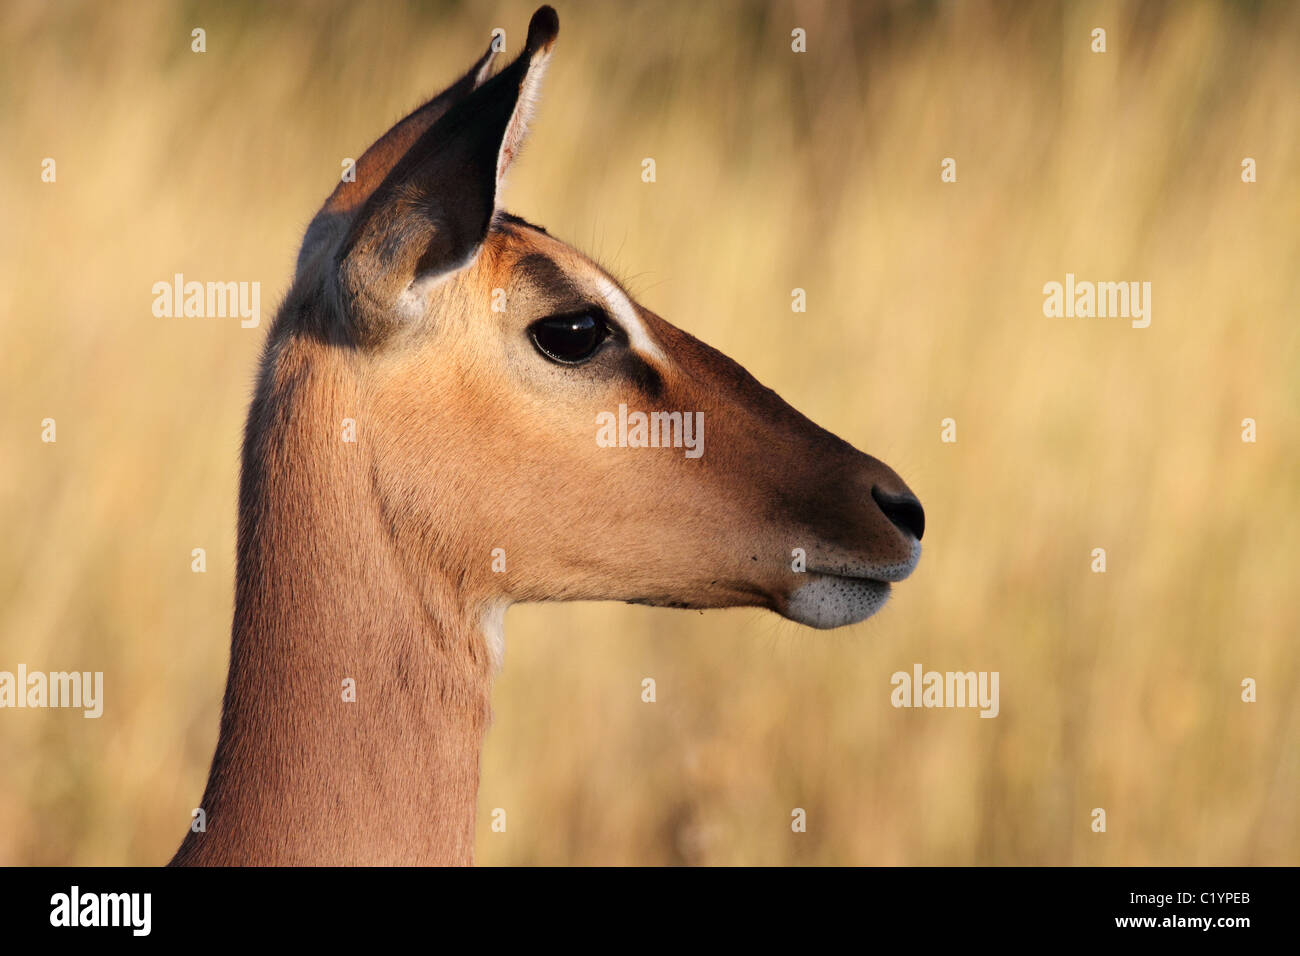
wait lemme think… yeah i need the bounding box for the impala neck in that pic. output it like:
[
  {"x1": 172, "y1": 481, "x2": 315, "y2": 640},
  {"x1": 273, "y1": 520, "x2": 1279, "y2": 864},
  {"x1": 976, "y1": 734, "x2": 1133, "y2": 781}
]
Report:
[{"x1": 173, "y1": 330, "x2": 496, "y2": 866}]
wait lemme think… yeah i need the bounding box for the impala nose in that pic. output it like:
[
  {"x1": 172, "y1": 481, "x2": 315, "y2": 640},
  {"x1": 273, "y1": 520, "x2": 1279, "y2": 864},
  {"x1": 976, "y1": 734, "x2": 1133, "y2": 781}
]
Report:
[{"x1": 871, "y1": 486, "x2": 925, "y2": 541}]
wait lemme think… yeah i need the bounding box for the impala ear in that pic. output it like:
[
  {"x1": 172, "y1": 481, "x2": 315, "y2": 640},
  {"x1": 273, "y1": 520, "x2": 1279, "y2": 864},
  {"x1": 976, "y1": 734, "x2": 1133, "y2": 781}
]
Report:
[
  {"x1": 320, "y1": 38, "x2": 501, "y2": 220},
  {"x1": 296, "y1": 32, "x2": 501, "y2": 274},
  {"x1": 492, "y1": 6, "x2": 559, "y2": 186},
  {"x1": 335, "y1": 6, "x2": 560, "y2": 341}
]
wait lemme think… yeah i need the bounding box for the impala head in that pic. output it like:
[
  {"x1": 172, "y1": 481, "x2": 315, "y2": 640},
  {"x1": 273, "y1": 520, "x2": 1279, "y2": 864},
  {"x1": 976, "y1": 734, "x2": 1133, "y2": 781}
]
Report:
[{"x1": 288, "y1": 6, "x2": 922, "y2": 634}]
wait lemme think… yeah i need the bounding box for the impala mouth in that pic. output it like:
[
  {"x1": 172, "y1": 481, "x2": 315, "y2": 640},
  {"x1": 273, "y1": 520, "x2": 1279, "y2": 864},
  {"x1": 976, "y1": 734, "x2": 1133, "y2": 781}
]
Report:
[{"x1": 782, "y1": 541, "x2": 921, "y2": 629}]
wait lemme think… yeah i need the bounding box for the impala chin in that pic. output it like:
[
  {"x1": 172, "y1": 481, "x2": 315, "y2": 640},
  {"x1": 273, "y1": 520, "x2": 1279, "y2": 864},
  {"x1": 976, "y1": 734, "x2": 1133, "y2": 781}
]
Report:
[
  {"x1": 784, "y1": 575, "x2": 894, "y2": 628},
  {"x1": 782, "y1": 540, "x2": 922, "y2": 629}
]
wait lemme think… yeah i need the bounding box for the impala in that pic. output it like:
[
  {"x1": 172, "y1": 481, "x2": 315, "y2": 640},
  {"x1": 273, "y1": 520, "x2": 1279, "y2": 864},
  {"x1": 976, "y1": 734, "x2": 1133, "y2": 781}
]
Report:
[{"x1": 171, "y1": 5, "x2": 924, "y2": 866}]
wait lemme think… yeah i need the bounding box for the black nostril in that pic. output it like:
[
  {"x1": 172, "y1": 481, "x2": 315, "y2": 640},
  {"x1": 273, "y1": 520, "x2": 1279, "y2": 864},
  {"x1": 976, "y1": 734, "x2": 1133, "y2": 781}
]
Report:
[{"x1": 871, "y1": 487, "x2": 925, "y2": 541}]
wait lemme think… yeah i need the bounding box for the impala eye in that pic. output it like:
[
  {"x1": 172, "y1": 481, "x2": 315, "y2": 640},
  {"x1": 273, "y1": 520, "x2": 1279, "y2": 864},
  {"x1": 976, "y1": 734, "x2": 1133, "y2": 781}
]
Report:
[{"x1": 528, "y1": 311, "x2": 610, "y2": 364}]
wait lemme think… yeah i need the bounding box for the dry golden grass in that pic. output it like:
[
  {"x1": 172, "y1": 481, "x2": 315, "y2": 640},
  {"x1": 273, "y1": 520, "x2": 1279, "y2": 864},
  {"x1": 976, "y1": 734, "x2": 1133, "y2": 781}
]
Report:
[{"x1": 0, "y1": 0, "x2": 1296, "y2": 865}]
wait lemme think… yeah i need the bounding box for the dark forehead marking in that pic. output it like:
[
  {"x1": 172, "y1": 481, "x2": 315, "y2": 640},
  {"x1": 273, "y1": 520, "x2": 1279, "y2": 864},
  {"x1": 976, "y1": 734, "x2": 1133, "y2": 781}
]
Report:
[
  {"x1": 514, "y1": 252, "x2": 585, "y2": 304},
  {"x1": 494, "y1": 211, "x2": 549, "y2": 235}
]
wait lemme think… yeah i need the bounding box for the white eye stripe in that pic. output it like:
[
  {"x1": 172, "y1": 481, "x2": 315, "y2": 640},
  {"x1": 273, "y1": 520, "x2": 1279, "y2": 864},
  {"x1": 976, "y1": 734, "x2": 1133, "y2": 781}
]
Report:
[{"x1": 597, "y1": 278, "x2": 665, "y2": 365}]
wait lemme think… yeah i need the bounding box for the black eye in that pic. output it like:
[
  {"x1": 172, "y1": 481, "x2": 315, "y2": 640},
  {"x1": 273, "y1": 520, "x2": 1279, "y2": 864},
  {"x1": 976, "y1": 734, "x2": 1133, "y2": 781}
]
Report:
[{"x1": 528, "y1": 311, "x2": 610, "y2": 364}]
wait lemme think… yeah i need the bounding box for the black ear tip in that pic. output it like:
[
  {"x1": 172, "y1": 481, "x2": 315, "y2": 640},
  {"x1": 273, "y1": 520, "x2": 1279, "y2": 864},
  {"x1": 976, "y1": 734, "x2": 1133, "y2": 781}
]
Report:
[{"x1": 526, "y1": 5, "x2": 560, "y2": 53}]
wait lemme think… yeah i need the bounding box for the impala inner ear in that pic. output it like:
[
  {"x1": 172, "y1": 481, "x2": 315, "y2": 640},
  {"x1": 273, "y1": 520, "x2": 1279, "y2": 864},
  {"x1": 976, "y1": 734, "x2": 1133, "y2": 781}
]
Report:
[
  {"x1": 495, "y1": 5, "x2": 559, "y2": 186},
  {"x1": 334, "y1": 5, "x2": 560, "y2": 343}
]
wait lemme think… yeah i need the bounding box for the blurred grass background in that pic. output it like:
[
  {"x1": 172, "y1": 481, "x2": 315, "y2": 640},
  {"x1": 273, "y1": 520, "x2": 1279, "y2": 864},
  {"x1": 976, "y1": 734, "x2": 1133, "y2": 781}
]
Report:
[{"x1": 1, "y1": 0, "x2": 1297, "y2": 865}]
